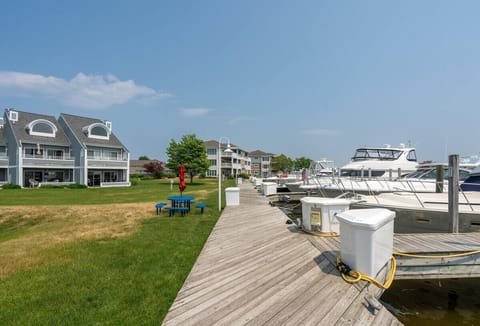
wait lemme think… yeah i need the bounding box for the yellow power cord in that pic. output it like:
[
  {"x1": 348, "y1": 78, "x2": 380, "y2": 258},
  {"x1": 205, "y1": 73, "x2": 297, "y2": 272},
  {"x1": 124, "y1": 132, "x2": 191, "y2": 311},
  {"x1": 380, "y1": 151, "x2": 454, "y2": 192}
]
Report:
[
  {"x1": 393, "y1": 249, "x2": 480, "y2": 259},
  {"x1": 336, "y1": 256, "x2": 397, "y2": 289},
  {"x1": 337, "y1": 249, "x2": 480, "y2": 289}
]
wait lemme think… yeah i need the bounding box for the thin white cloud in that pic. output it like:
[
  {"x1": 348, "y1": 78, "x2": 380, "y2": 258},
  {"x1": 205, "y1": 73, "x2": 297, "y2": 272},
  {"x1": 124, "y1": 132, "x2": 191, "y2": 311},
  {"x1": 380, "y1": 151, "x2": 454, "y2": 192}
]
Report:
[
  {"x1": 302, "y1": 129, "x2": 339, "y2": 136},
  {"x1": 228, "y1": 116, "x2": 257, "y2": 124},
  {"x1": 0, "y1": 71, "x2": 168, "y2": 109},
  {"x1": 180, "y1": 108, "x2": 213, "y2": 117}
]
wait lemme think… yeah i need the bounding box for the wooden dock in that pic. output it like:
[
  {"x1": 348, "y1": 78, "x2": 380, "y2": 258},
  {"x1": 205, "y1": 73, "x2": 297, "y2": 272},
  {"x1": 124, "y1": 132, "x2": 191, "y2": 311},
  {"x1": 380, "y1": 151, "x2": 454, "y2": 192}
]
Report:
[{"x1": 162, "y1": 183, "x2": 402, "y2": 325}]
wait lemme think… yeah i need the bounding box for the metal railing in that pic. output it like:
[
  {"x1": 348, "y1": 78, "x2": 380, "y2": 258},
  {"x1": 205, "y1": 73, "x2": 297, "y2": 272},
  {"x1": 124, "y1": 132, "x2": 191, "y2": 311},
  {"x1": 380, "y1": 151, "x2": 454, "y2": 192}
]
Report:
[{"x1": 23, "y1": 153, "x2": 74, "y2": 160}]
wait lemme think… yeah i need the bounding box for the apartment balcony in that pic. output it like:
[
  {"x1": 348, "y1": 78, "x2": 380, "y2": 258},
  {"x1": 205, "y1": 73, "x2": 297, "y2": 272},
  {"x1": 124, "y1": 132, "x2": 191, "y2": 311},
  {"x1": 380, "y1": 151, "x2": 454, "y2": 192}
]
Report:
[
  {"x1": 88, "y1": 158, "x2": 129, "y2": 169},
  {"x1": 22, "y1": 154, "x2": 75, "y2": 168}
]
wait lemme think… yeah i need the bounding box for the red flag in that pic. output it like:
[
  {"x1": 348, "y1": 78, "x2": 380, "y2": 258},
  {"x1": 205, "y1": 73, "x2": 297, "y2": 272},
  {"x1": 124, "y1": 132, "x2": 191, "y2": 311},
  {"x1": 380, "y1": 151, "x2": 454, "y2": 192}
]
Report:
[{"x1": 179, "y1": 165, "x2": 186, "y2": 194}]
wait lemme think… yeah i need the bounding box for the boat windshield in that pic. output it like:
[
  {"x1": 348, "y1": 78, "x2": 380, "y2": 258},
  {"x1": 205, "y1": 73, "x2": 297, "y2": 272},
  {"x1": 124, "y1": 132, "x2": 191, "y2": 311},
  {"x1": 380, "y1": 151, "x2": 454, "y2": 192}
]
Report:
[
  {"x1": 352, "y1": 149, "x2": 403, "y2": 161},
  {"x1": 340, "y1": 169, "x2": 386, "y2": 177}
]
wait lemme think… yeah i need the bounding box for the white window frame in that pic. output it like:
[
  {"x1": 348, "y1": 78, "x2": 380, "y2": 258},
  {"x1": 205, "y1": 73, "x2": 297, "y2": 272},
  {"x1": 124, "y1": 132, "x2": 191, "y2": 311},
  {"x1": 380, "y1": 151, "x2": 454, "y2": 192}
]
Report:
[
  {"x1": 83, "y1": 123, "x2": 111, "y2": 140},
  {"x1": 27, "y1": 119, "x2": 57, "y2": 138}
]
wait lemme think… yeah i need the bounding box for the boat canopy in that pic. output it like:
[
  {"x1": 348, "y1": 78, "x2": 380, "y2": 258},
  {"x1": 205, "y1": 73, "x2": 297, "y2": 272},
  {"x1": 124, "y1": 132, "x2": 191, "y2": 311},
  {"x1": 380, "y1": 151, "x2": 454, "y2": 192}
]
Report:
[{"x1": 352, "y1": 148, "x2": 417, "y2": 162}]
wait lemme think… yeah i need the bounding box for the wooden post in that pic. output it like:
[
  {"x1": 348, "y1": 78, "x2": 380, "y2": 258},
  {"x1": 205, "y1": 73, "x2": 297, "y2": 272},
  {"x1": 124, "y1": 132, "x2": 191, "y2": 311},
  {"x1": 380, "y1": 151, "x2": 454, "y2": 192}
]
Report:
[
  {"x1": 435, "y1": 165, "x2": 444, "y2": 193},
  {"x1": 448, "y1": 154, "x2": 459, "y2": 233}
]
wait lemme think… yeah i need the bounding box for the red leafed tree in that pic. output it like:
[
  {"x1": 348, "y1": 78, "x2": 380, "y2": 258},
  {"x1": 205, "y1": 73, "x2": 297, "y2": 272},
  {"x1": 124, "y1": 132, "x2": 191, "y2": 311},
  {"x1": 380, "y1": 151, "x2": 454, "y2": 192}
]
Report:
[{"x1": 144, "y1": 161, "x2": 165, "y2": 178}]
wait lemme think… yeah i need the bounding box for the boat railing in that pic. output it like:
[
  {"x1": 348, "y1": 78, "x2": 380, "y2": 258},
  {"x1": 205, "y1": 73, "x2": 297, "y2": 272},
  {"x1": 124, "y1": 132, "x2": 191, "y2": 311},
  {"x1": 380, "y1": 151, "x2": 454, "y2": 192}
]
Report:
[
  {"x1": 460, "y1": 188, "x2": 475, "y2": 211},
  {"x1": 362, "y1": 180, "x2": 479, "y2": 212}
]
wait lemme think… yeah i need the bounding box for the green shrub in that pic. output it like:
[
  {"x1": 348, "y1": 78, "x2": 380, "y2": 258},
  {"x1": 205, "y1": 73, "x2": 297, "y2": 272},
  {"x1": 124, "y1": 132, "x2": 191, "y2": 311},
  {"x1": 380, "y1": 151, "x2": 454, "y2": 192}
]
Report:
[
  {"x1": 238, "y1": 173, "x2": 249, "y2": 179},
  {"x1": 67, "y1": 183, "x2": 88, "y2": 189},
  {"x1": 38, "y1": 184, "x2": 63, "y2": 189},
  {"x1": 130, "y1": 177, "x2": 140, "y2": 186},
  {"x1": 1, "y1": 183, "x2": 21, "y2": 189}
]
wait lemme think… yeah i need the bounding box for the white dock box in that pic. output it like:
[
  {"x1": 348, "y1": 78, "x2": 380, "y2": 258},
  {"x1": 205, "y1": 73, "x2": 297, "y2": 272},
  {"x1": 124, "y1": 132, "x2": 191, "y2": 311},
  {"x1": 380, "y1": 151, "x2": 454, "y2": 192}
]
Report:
[
  {"x1": 237, "y1": 177, "x2": 243, "y2": 185},
  {"x1": 262, "y1": 182, "x2": 277, "y2": 196},
  {"x1": 255, "y1": 178, "x2": 263, "y2": 187},
  {"x1": 300, "y1": 197, "x2": 350, "y2": 233},
  {"x1": 336, "y1": 208, "x2": 395, "y2": 278},
  {"x1": 225, "y1": 187, "x2": 240, "y2": 206}
]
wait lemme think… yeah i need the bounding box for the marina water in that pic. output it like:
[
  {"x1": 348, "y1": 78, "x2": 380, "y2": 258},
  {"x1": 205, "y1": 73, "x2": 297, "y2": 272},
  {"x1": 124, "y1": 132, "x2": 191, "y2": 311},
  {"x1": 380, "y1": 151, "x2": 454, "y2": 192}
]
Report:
[{"x1": 381, "y1": 278, "x2": 480, "y2": 325}]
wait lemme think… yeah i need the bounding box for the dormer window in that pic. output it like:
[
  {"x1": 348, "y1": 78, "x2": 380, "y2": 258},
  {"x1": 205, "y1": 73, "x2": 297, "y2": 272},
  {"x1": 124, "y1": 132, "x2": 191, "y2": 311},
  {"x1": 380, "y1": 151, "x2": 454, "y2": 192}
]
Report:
[
  {"x1": 83, "y1": 123, "x2": 110, "y2": 140},
  {"x1": 27, "y1": 119, "x2": 57, "y2": 138}
]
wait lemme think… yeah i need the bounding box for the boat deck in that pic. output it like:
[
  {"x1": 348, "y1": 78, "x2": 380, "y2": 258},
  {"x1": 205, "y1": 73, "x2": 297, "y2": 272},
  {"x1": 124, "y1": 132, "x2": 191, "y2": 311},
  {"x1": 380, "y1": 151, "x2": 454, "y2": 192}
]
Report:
[{"x1": 162, "y1": 183, "x2": 402, "y2": 325}]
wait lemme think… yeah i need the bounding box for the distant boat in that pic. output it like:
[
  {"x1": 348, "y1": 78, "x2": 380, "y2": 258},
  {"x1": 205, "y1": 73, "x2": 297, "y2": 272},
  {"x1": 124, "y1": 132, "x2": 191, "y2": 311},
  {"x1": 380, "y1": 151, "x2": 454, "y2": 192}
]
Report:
[{"x1": 285, "y1": 159, "x2": 336, "y2": 192}]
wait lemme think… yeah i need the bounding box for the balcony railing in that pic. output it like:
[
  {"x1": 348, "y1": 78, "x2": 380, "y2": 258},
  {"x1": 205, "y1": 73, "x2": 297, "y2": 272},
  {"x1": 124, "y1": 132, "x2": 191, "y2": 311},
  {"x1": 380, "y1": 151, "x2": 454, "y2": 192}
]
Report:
[
  {"x1": 23, "y1": 153, "x2": 74, "y2": 160},
  {"x1": 87, "y1": 156, "x2": 128, "y2": 161}
]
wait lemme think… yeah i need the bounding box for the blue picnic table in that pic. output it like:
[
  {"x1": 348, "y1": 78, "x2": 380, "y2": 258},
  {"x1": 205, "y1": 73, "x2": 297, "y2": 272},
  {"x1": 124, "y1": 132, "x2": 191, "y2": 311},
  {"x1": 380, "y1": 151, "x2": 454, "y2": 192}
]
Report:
[{"x1": 167, "y1": 195, "x2": 195, "y2": 216}]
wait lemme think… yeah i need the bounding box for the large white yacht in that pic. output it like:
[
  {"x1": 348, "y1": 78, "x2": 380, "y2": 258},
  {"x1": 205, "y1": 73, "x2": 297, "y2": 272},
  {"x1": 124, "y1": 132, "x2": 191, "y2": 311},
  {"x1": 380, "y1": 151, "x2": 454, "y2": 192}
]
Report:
[
  {"x1": 338, "y1": 144, "x2": 418, "y2": 178},
  {"x1": 299, "y1": 144, "x2": 418, "y2": 194}
]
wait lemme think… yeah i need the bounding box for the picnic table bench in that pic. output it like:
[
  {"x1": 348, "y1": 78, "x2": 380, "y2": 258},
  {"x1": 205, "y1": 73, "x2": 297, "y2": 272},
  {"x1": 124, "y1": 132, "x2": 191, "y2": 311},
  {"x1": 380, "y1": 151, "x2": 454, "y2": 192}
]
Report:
[
  {"x1": 196, "y1": 203, "x2": 207, "y2": 214},
  {"x1": 155, "y1": 202, "x2": 167, "y2": 215},
  {"x1": 166, "y1": 206, "x2": 189, "y2": 216}
]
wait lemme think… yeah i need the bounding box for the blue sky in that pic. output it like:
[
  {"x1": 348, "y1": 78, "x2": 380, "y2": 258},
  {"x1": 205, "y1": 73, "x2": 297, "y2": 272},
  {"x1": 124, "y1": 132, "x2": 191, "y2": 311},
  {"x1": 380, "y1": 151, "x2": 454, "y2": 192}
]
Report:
[{"x1": 1, "y1": 1, "x2": 479, "y2": 166}]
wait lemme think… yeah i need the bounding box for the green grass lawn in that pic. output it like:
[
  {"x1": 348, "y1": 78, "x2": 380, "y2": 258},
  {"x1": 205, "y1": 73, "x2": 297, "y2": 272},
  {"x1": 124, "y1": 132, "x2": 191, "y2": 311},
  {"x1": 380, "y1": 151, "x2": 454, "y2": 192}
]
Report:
[
  {"x1": 0, "y1": 178, "x2": 235, "y2": 325},
  {"x1": 0, "y1": 178, "x2": 220, "y2": 205}
]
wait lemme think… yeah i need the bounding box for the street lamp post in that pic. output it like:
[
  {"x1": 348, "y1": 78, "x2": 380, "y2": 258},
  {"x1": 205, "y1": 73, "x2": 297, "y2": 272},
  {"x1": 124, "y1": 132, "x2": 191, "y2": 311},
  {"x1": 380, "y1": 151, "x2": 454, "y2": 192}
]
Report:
[{"x1": 218, "y1": 137, "x2": 232, "y2": 211}]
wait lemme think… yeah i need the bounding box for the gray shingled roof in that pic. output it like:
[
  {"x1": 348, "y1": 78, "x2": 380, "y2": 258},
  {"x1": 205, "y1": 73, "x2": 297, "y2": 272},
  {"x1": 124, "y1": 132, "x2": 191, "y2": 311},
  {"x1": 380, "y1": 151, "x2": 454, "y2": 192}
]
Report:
[
  {"x1": 60, "y1": 113, "x2": 126, "y2": 149},
  {"x1": 7, "y1": 110, "x2": 71, "y2": 146},
  {"x1": 248, "y1": 150, "x2": 275, "y2": 156}
]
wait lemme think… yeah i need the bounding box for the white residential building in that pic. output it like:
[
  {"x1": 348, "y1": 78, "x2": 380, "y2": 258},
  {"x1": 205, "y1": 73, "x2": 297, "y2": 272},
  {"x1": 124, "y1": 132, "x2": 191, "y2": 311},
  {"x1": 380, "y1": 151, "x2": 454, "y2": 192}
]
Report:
[{"x1": 204, "y1": 140, "x2": 252, "y2": 178}]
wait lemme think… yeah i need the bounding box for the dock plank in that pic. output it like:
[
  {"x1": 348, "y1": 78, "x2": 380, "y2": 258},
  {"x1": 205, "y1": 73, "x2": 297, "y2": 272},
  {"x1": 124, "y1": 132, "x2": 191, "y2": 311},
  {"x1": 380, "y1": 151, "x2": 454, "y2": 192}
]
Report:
[{"x1": 162, "y1": 183, "x2": 401, "y2": 325}]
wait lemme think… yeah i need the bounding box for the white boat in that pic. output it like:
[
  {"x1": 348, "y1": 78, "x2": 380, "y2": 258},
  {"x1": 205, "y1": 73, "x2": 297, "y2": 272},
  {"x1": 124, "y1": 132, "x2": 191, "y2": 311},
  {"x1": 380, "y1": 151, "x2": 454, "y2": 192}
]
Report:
[
  {"x1": 300, "y1": 144, "x2": 419, "y2": 195},
  {"x1": 260, "y1": 173, "x2": 301, "y2": 192},
  {"x1": 350, "y1": 191, "x2": 480, "y2": 233},
  {"x1": 285, "y1": 159, "x2": 336, "y2": 192},
  {"x1": 460, "y1": 166, "x2": 480, "y2": 192},
  {"x1": 323, "y1": 163, "x2": 474, "y2": 196},
  {"x1": 338, "y1": 144, "x2": 418, "y2": 178}
]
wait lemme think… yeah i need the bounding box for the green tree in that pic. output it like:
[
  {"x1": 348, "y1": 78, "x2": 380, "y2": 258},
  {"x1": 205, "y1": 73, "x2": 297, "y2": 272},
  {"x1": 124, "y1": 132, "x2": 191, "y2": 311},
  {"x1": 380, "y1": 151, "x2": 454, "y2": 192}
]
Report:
[
  {"x1": 270, "y1": 154, "x2": 294, "y2": 173},
  {"x1": 294, "y1": 157, "x2": 312, "y2": 170},
  {"x1": 166, "y1": 134, "x2": 210, "y2": 183},
  {"x1": 138, "y1": 155, "x2": 150, "y2": 160}
]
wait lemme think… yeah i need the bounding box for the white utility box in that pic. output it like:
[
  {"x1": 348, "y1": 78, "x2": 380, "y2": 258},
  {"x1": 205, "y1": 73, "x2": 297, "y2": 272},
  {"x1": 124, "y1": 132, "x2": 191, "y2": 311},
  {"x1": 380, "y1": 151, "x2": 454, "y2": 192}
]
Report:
[
  {"x1": 300, "y1": 197, "x2": 350, "y2": 233},
  {"x1": 262, "y1": 182, "x2": 277, "y2": 196},
  {"x1": 225, "y1": 187, "x2": 240, "y2": 206},
  {"x1": 237, "y1": 177, "x2": 243, "y2": 185},
  {"x1": 336, "y1": 208, "x2": 395, "y2": 278},
  {"x1": 255, "y1": 178, "x2": 263, "y2": 187}
]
